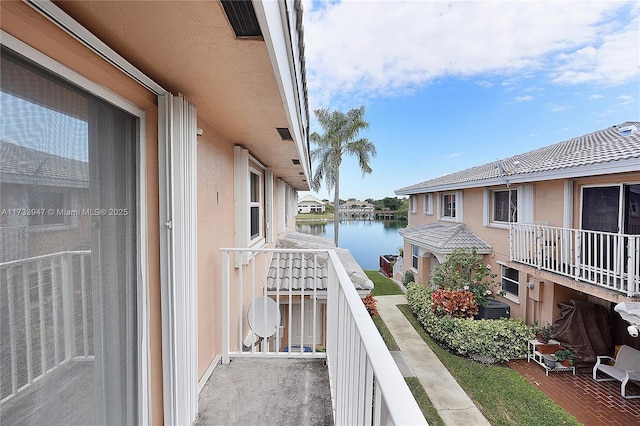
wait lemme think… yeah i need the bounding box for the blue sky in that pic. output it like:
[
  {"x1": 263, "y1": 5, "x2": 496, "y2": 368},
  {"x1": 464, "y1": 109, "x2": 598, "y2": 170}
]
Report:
[{"x1": 299, "y1": 0, "x2": 640, "y2": 201}]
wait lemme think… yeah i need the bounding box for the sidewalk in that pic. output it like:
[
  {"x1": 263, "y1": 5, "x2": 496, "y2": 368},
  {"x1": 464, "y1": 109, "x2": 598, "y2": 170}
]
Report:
[{"x1": 376, "y1": 295, "x2": 490, "y2": 426}]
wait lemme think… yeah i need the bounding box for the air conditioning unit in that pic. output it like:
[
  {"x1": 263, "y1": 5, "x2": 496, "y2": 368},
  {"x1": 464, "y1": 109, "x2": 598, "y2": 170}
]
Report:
[{"x1": 475, "y1": 299, "x2": 510, "y2": 320}]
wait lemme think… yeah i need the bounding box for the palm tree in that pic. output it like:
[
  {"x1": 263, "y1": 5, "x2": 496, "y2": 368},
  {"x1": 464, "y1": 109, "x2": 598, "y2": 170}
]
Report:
[{"x1": 310, "y1": 106, "x2": 376, "y2": 246}]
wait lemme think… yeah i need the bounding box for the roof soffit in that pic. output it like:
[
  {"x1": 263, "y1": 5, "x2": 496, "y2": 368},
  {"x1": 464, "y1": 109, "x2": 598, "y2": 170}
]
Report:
[{"x1": 53, "y1": 0, "x2": 309, "y2": 190}]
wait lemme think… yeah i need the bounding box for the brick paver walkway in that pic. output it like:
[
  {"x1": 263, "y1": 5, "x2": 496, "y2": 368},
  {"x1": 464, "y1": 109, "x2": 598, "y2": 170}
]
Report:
[{"x1": 509, "y1": 359, "x2": 640, "y2": 425}]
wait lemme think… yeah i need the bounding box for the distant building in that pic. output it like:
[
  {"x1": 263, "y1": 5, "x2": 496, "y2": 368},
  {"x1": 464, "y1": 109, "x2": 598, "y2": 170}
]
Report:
[
  {"x1": 339, "y1": 200, "x2": 375, "y2": 220},
  {"x1": 298, "y1": 195, "x2": 326, "y2": 213}
]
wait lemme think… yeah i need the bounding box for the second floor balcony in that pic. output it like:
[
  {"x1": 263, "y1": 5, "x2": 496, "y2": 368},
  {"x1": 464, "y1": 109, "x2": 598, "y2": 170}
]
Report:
[
  {"x1": 510, "y1": 223, "x2": 640, "y2": 297},
  {"x1": 215, "y1": 247, "x2": 427, "y2": 425}
]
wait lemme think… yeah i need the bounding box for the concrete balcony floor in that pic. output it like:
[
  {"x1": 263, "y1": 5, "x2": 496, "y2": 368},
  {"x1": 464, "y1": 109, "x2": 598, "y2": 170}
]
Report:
[{"x1": 196, "y1": 358, "x2": 333, "y2": 426}]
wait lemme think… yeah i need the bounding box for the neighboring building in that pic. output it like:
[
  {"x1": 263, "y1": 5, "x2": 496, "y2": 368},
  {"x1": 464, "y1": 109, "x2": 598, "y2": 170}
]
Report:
[
  {"x1": 396, "y1": 122, "x2": 640, "y2": 351},
  {"x1": 297, "y1": 194, "x2": 326, "y2": 213},
  {"x1": 0, "y1": 2, "x2": 423, "y2": 425},
  {"x1": 339, "y1": 200, "x2": 375, "y2": 220}
]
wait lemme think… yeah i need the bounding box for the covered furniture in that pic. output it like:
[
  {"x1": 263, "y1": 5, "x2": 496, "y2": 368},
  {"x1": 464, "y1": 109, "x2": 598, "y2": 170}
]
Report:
[{"x1": 592, "y1": 345, "x2": 640, "y2": 399}]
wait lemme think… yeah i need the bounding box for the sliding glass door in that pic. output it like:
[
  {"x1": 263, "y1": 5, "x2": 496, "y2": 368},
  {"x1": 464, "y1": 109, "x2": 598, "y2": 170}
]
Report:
[
  {"x1": 1, "y1": 47, "x2": 139, "y2": 425},
  {"x1": 581, "y1": 184, "x2": 640, "y2": 281}
]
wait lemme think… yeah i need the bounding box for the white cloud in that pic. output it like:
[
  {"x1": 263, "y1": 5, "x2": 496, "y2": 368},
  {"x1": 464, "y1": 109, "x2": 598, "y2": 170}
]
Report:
[
  {"x1": 589, "y1": 94, "x2": 605, "y2": 99},
  {"x1": 303, "y1": 1, "x2": 639, "y2": 106},
  {"x1": 617, "y1": 95, "x2": 634, "y2": 104},
  {"x1": 547, "y1": 103, "x2": 571, "y2": 112},
  {"x1": 515, "y1": 95, "x2": 533, "y2": 102}
]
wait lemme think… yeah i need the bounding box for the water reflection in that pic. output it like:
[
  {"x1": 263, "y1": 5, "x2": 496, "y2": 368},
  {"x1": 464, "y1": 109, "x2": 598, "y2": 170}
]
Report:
[{"x1": 295, "y1": 220, "x2": 406, "y2": 270}]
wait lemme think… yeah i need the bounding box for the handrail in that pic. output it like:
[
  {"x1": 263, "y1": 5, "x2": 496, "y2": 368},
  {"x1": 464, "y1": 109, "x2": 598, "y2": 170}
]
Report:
[
  {"x1": 326, "y1": 250, "x2": 426, "y2": 425},
  {"x1": 1, "y1": 250, "x2": 93, "y2": 403},
  {"x1": 510, "y1": 223, "x2": 639, "y2": 296},
  {"x1": 220, "y1": 247, "x2": 426, "y2": 425}
]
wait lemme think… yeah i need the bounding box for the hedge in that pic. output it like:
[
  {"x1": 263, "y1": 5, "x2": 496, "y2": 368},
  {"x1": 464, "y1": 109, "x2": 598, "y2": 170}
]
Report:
[{"x1": 406, "y1": 283, "x2": 534, "y2": 363}]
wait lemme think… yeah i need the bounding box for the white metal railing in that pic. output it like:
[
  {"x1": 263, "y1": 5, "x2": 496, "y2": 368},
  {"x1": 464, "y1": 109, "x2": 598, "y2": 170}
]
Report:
[
  {"x1": 220, "y1": 248, "x2": 426, "y2": 425},
  {"x1": 510, "y1": 223, "x2": 640, "y2": 296},
  {"x1": 0, "y1": 250, "x2": 93, "y2": 403}
]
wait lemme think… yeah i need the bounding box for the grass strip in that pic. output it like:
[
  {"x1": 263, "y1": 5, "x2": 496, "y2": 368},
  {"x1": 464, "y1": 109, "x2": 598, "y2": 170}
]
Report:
[
  {"x1": 397, "y1": 304, "x2": 580, "y2": 426},
  {"x1": 404, "y1": 377, "x2": 445, "y2": 426},
  {"x1": 365, "y1": 270, "x2": 403, "y2": 296},
  {"x1": 371, "y1": 314, "x2": 400, "y2": 351}
]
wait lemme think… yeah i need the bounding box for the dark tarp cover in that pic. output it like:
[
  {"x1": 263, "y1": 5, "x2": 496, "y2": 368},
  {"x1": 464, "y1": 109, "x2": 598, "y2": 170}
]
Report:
[{"x1": 552, "y1": 303, "x2": 613, "y2": 366}]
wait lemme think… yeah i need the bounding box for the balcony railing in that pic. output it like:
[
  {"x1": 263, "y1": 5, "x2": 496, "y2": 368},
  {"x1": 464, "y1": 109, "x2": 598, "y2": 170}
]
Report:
[
  {"x1": 510, "y1": 223, "x2": 640, "y2": 296},
  {"x1": 221, "y1": 248, "x2": 426, "y2": 425},
  {"x1": 0, "y1": 250, "x2": 93, "y2": 403}
]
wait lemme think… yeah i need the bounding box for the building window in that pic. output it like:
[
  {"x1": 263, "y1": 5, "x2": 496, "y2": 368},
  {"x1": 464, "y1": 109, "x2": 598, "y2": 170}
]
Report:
[
  {"x1": 412, "y1": 244, "x2": 419, "y2": 270},
  {"x1": 423, "y1": 193, "x2": 433, "y2": 215},
  {"x1": 410, "y1": 195, "x2": 417, "y2": 214},
  {"x1": 28, "y1": 191, "x2": 66, "y2": 226},
  {"x1": 442, "y1": 193, "x2": 456, "y2": 218},
  {"x1": 493, "y1": 189, "x2": 517, "y2": 223},
  {"x1": 250, "y1": 170, "x2": 261, "y2": 240},
  {"x1": 501, "y1": 265, "x2": 519, "y2": 296}
]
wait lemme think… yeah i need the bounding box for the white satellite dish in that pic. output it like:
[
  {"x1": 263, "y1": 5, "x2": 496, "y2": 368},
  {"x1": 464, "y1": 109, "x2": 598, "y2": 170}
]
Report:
[{"x1": 247, "y1": 296, "x2": 280, "y2": 338}]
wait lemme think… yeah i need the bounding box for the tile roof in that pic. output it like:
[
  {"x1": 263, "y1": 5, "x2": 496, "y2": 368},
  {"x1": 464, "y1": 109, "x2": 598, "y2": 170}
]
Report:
[
  {"x1": 396, "y1": 122, "x2": 640, "y2": 194},
  {"x1": 267, "y1": 232, "x2": 373, "y2": 292},
  {"x1": 1, "y1": 141, "x2": 88, "y2": 188},
  {"x1": 398, "y1": 223, "x2": 491, "y2": 254}
]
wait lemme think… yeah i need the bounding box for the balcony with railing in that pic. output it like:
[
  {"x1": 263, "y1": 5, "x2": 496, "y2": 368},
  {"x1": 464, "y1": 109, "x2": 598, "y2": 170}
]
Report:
[
  {"x1": 0, "y1": 251, "x2": 94, "y2": 424},
  {"x1": 510, "y1": 223, "x2": 640, "y2": 296},
  {"x1": 203, "y1": 248, "x2": 426, "y2": 425}
]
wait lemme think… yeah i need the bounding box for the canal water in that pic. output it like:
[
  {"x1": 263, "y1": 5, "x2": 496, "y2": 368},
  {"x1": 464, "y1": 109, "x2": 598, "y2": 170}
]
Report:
[{"x1": 295, "y1": 220, "x2": 406, "y2": 270}]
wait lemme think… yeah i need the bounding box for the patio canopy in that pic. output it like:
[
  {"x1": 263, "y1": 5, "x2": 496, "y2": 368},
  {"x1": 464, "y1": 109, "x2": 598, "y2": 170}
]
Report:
[{"x1": 399, "y1": 223, "x2": 491, "y2": 261}]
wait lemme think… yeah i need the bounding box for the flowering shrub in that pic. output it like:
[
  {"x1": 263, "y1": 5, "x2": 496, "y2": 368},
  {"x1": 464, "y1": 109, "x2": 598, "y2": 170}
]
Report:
[
  {"x1": 363, "y1": 293, "x2": 378, "y2": 317},
  {"x1": 407, "y1": 283, "x2": 533, "y2": 362},
  {"x1": 430, "y1": 248, "x2": 504, "y2": 307},
  {"x1": 431, "y1": 288, "x2": 478, "y2": 318}
]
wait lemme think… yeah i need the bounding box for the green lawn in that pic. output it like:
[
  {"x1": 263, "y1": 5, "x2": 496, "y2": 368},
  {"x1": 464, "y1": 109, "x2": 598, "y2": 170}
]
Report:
[
  {"x1": 397, "y1": 304, "x2": 581, "y2": 426},
  {"x1": 404, "y1": 377, "x2": 445, "y2": 426},
  {"x1": 365, "y1": 270, "x2": 403, "y2": 296}
]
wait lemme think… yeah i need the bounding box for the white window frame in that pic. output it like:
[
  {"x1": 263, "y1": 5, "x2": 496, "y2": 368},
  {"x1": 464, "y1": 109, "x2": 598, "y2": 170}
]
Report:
[
  {"x1": 1, "y1": 31, "x2": 151, "y2": 425},
  {"x1": 410, "y1": 195, "x2": 417, "y2": 214},
  {"x1": 486, "y1": 188, "x2": 517, "y2": 228},
  {"x1": 484, "y1": 185, "x2": 534, "y2": 228},
  {"x1": 439, "y1": 191, "x2": 462, "y2": 222},
  {"x1": 234, "y1": 147, "x2": 273, "y2": 254},
  {"x1": 500, "y1": 264, "x2": 520, "y2": 302},
  {"x1": 412, "y1": 244, "x2": 419, "y2": 270},
  {"x1": 249, "y1": 167, "x2": 263, "y2": 243},
  {"x1": 26, "y1": 190, "x2": 79, "y2": 233},
  {"x1": 423, "y1": 193, "x2": 433, "y2": 215}
]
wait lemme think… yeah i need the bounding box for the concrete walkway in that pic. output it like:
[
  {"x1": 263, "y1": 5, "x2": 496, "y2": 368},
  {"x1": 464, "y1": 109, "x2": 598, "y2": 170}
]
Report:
[{"x1": 377, "y1": 294, "x2": 490, "y2": 426}]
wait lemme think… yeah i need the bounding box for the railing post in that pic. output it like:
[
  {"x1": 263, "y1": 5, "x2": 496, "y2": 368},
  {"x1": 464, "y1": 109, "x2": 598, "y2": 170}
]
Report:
[
  {"x1": 574, "y1": 231, "x2": 582, "y2": 280},
  {"x1": 535, "y1": 225, "x2": 543, "y2": 269},
  {"x1": 509, "y1": 224, "x2": 515, "y2": 262},
  {"x1": 61, "y1": 252, "x2": 76, "y2": 361},
  {"x1": 221, "y1": 250, "x2": 230, "y2": 364},
  {"x1": 628, "y1": 237, "x2": 638, "y2": 295}
]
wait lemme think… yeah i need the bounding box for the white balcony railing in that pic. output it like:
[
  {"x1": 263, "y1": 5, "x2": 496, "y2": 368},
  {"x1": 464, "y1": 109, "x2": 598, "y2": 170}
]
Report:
[
  {"x1": 510, "y1": 223, "x2": 640, "y2": 296},
  {"x1": 221, "y1": 248, "x2": 427, "y2": 425},
  {"x1": 0, "y1": 251, "x2": 93, "y2": 403}
]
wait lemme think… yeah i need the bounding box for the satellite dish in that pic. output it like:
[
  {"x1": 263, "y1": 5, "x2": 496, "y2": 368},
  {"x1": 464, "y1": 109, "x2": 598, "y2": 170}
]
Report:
[{"x1": 247, "y1": 296, "x2": 280, "y2": 338}]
